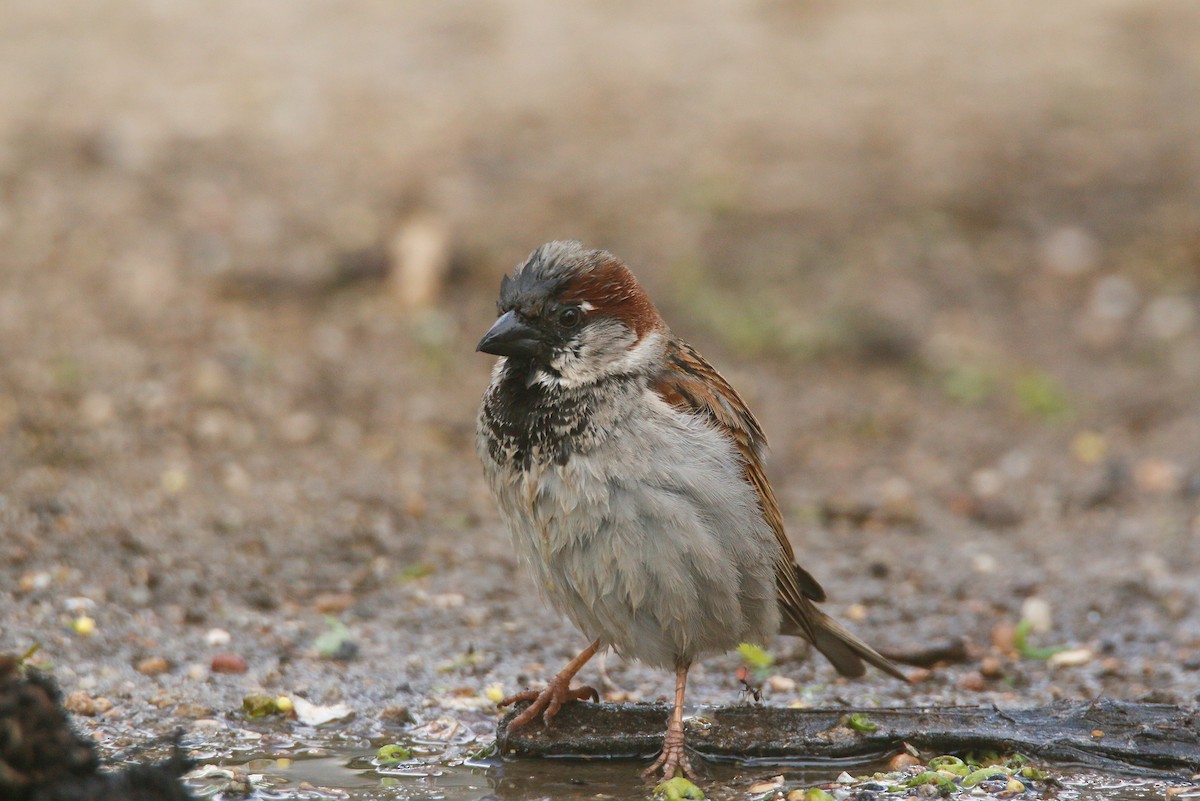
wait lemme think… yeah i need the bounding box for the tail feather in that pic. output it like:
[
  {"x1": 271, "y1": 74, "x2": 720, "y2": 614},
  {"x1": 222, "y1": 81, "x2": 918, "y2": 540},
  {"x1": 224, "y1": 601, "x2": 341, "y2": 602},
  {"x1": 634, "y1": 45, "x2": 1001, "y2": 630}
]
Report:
[{"x1": 782, "y1": 598, "x2": 909, "y2": 682}]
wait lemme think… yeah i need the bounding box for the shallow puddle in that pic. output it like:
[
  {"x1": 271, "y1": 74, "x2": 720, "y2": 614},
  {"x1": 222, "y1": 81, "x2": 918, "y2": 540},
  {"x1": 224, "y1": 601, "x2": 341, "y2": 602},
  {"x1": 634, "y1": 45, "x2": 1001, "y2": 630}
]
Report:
[{"x1": 178, "y1": 744, "x2": 1200, "y2": 801}]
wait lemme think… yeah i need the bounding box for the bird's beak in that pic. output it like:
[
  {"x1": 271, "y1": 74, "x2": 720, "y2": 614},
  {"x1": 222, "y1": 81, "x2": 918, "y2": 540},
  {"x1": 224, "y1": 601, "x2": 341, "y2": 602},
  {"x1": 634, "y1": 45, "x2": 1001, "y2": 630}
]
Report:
[{"x1": 476, "y1": 310, "x2": 543, "y2": 359}]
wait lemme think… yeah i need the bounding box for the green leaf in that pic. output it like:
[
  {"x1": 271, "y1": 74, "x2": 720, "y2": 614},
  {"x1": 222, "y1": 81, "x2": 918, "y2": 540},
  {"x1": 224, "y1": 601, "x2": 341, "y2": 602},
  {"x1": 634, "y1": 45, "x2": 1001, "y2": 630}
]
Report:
[
  {"x1": 1013, "y1": 371, "x2": 1072, "y2": 422},
  {"x1": 242, "y1": 693, "x2": 280, "y2": 718},
  {"x1": 962, "y1": 766, "x2": 1010, "y2": 787},
  {"x1": 467, "y1": 740, "x2": 500, "y2": 761},
  {"x1": 1014, "y1": 619, "x2": 1068, "y2": 660},
  {"x1": 398, "y1": 563, "x2": 434, "y2": 581},
  {"x1": 375, "y1": 743, "x2": 412, "y2": 764},
  {"x1": 843, "y1": 712, "x2": 878, "y2": 733},
  {"x1": 927, "y1": 755, "x2": 967, "y2": 774},
  {"x1": 314, "y1": 616, "x2": 354, "y2": 658},
  {"x1": 737, "y1": 643, "x2": 774, "y2": 671},
  {"x1": 899, "y1": 771, "x2": 957, "y2": 793},
  {"x1": 654, "y1": 776, "x2": 705, "y2": 800},
  {"x1": 799, "y1": 789, "x2": 835, "y2": 801}
]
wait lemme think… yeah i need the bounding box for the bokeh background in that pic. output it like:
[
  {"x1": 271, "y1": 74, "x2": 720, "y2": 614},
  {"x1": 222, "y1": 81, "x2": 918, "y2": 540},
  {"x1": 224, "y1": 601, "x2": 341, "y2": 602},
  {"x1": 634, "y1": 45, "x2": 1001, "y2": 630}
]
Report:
[{"x1": 2, "y1": 0, "x2": 1200, "y2": 784}]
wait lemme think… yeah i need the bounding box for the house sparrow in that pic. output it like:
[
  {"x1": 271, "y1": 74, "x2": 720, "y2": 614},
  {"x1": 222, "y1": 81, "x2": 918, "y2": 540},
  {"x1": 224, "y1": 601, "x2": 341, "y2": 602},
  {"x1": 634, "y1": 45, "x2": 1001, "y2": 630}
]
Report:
[{"x1": 476, "y1": 241, "x2": 906, "y2": 780}]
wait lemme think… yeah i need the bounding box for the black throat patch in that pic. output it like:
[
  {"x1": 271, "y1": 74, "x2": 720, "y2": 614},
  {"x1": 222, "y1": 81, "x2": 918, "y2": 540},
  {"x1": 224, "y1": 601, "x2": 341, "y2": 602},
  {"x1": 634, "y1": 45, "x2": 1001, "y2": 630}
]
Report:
[{"x1": 480, "y1": 360, "x2": 635, "y2": 471}]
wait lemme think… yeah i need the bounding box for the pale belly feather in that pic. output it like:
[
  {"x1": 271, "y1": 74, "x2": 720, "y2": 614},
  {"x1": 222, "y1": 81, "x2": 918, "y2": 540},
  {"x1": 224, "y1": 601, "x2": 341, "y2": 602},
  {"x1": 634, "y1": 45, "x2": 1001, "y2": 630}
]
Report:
[{"x1": 485, "y1": 395, "x2": 780, "y2": 669}]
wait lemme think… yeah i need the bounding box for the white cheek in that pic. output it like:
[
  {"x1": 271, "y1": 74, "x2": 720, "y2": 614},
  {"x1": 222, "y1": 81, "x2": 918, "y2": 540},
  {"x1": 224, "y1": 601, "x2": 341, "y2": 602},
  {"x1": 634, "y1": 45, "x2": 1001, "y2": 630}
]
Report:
[
  {"x1": 549, "y1": 327, "x2": 663, "y2": 387},
  {"x1": 611, "y1": 329, "x2": 665, "y2": 374}
]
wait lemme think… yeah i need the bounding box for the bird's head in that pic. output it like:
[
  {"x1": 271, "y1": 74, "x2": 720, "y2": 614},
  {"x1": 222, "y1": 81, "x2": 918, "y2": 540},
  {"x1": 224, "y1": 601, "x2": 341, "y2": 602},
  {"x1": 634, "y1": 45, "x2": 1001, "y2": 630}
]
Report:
[{"x1": 477, "y1": 241, "x2": 665, "y2": 387}]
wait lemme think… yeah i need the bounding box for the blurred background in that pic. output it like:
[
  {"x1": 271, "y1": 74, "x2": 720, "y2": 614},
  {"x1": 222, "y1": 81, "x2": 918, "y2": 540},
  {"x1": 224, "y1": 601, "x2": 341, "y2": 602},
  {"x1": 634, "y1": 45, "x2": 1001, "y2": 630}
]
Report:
[{"x1": 2, "y1": 0, "x2": 1200, "y2": 764}]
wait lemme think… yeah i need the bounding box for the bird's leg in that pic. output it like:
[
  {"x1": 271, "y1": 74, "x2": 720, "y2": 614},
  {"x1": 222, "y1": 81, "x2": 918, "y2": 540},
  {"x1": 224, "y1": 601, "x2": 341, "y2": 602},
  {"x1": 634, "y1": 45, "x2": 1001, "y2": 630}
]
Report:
[
  {"x1": 643, "y1": 664, "x2": 695, "y2": 780},
  {"x1": 500, "y1": 639, "x2": 601, "y2": 732}
]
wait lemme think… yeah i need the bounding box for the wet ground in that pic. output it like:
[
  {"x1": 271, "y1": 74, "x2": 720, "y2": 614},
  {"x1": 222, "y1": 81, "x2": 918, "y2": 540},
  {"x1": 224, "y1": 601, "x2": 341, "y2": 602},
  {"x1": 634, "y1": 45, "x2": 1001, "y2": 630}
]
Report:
[
  {"x1": 72, "y1": 706, "x2": 1200, "y2": 801},
  {"x1": 3, "y1": 0, "x2": 1200, "y2": 798}
]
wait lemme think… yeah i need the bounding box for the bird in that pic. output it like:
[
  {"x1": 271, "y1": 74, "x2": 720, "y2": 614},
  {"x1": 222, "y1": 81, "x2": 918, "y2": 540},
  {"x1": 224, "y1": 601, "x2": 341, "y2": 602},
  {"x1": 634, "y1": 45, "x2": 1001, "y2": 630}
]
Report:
[{"x1": 475, "y1": 241, "x2": 907, "y2": 780}]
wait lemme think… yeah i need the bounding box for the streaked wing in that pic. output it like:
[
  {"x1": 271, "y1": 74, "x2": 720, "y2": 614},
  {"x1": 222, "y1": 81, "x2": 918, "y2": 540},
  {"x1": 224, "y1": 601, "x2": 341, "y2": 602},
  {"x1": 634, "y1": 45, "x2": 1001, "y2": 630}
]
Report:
[{"x1": 651, "y1": 337, "x2": 826, "y2": 641}]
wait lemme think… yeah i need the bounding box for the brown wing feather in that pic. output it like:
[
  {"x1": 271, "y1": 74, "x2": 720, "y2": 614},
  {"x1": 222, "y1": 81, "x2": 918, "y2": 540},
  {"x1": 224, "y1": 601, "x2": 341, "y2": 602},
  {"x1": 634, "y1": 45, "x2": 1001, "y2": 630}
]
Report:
[
  {"x1": 653, "y1": 341, "x2": 825, "y2": 620},
  {"x1": 652, "y1": 338, "x2": 907, "y2": 682}
]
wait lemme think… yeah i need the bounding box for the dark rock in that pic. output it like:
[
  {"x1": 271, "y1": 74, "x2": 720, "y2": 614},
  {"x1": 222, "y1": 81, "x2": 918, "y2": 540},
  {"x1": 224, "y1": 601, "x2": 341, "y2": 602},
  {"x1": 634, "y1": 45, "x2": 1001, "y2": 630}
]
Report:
[{"x1": 0, "y1": 655, "x2": 194, "y2": 801}]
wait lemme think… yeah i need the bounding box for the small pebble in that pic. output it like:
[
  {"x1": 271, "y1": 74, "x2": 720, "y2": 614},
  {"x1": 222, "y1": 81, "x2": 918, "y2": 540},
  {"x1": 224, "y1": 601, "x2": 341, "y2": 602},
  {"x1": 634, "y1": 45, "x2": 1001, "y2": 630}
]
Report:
[
  {"x1": 379, "y1": 704, "x2": 415, "y2": 725},
  {"x1": 747, "y1": 776, "x2": 783, "y2": 794},
  {"x1": 992, "y1": 620, "x2": 1018, "y2": 654},
  {"x1": 204, "y1": 628, "x2": 232, "y2": 646},
  {"x1": 1047, "y1": 648, "x2": 1093, "y2": 668},
  {"x1": 971, "y1": 553, "x2": 998, "y2": 574},
  {"x1": 888, "y1": 753, "x2": 922, "y2": 770},
  {"x1": 313, "y1": 593, "x2": 355, "y2": 614},
  {"x1": 64, "y1": 596, "x2": 97, "y2": 613},
  {"x1": 64, "y1": 690, "x2": 97, "y2": 716},
  {"x1": 1070, "y1": 431, "x2": 1107, "y2": 465},
  {"x1": 1134, "y1": 458, "x2": 1181, "y2": 495},
  {"x1": 767, "y1": 675, "x2": 796, "y2": 693},
  {"x1": 1020, "y1": 597, "x2": 1053, "y2": 634},
  {"x1": 980, "y1": 656, "x2": 1005, "y2": 679},
  {"x1": 430, "y1": 592, "x2": 465, "y2": 609},
  {"x1": 879, "y1": 477, "x2": 919, "y2": 525},
  {"x1": 136, "y1": 656, "x2": 171, "y2": 676},
  {"x1": 957, "y1": 671, "x2": 986, "y2": 692},
  {"x1": 970, "y1": 468, "x2": 1004, "y2": 498},
  {"x1": 175, "y1": 702, "x2": 212, "y2": 718},
  {"x1": 1143, "y1": 295, "x2": 1195, "y2": 340},
  {"x1": 19, "y1": 571, "x2": 53, "y2": 592},
  {"x1": 160, "y1": 467, "x2": 188, "y2": 495},
  {"x1": 211, "y1": 653, "x2": 249, "y2": 674},
  {"x1": 388, "y1": 213, "x2": 452, "y2": 310}
]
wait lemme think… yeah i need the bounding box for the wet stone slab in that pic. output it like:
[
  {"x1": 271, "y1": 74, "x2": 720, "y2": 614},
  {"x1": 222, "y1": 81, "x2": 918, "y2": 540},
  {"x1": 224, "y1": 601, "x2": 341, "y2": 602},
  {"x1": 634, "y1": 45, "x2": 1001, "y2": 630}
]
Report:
[{"x1": 498, "y1": 700, "x2": 1200, "y2": 776}]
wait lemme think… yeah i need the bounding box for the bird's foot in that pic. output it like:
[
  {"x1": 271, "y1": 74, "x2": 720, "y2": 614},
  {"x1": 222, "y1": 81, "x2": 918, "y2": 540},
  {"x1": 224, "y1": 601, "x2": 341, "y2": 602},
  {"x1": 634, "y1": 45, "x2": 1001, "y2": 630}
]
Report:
[
  {"x1": 642, "y1": 725, "x2": 695, "y2": 780},
  {"x1": 499, "y1": 677, "x2": 598, "y2": 732}
]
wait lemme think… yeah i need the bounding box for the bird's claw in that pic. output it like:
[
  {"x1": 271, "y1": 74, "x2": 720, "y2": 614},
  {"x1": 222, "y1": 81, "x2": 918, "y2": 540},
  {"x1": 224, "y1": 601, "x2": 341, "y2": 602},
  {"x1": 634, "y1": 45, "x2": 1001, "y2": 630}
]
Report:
[
  {"x1": 643, "y1": 727, "x2": 695, "y2": 780},
  {"x1": 500, "y1": 679, "x2": 598, "y2": 731}
]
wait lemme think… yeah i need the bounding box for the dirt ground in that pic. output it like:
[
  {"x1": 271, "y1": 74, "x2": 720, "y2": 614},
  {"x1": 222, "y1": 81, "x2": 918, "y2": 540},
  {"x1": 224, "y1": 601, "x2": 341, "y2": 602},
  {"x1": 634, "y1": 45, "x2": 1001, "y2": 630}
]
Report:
[{"x1": 2, "y1": 0, "x2": 1200, "y2": 795}]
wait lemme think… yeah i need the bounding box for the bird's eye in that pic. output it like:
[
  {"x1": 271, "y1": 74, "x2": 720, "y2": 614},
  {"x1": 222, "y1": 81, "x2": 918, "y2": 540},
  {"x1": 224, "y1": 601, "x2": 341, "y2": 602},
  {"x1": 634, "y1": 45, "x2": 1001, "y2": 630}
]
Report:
[{"x1": 558, "y1": 306, "x2": 582, "y2": 328}]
